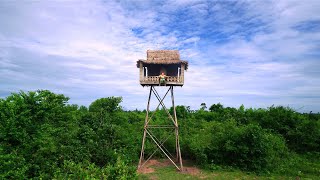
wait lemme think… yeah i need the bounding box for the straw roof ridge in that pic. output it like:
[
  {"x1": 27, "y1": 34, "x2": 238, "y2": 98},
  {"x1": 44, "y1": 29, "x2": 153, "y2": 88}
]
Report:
[
  {"x1": 147, "y1": 50, "x2": 180, "y2": 61},
  {"x1": 137, "y1": 50, "x2": 189, "y2": 70}
]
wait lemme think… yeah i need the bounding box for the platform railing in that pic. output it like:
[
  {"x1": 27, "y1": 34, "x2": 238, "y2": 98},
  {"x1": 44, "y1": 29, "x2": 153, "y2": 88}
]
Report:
[{"x1": 142, "y1": 76, "x2": 183, "y2": 83}]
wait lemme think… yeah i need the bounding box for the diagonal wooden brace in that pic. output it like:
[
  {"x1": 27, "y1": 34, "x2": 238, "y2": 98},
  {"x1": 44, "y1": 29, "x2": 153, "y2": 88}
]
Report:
[
  {"x1": 145, "y1": 86, "x2": 171, "y2": 127},
  {"x1": 152, "y1": 87, "x2": 177, "y2": 127},
  {"x1": 139, "y1": 129, "x2": 173, "y2": 168},
  {"x1": 146, "y1": 129, "x2": 180, "y2": 170}
]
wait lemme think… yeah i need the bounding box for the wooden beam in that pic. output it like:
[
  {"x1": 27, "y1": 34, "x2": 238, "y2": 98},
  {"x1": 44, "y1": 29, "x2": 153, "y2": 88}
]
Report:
[
  {"x1": 139, "y1": 62, "x2": 144, "y2": 82},
  {"x1": 181, "y1": 64, "x2": 185, "y2": 84},
  {"x1": 152, "y1": 87, "x2": 177, "y2": 127},
  {"x1": 138, "y1": 86, "x2": 152, "y2": 168},
  {"x1": 146, "y1": 129, "x2": 180, "y2": 171},
  {"x1": 171, "y1": 86, "x2": 183, "y2": 170},
  {"x1": 145, "y1": 86, "x2": 171, "y2": 127},
  {"x1": 139, "y1": 132, "x2": 171, "y2": 168},
  {"x1": 147, "y1": 125, "x2": 175, "y2": 128}
]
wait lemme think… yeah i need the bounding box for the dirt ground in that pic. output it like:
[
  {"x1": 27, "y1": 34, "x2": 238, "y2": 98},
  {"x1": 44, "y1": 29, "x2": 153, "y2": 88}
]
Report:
[{"x1": 137, "y1": 159, "x2": 201, "y2": 176}]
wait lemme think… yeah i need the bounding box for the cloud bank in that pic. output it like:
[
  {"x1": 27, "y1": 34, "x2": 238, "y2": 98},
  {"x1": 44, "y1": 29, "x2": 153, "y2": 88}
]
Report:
[{"x1": 0, "y1": 0, "x2": 319, "y2": 112}]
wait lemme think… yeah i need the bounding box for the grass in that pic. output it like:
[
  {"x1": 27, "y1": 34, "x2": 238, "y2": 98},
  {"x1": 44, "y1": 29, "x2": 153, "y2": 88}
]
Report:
[{"x1": 274, "y1": 153, "x2": 320, "y2": 179}]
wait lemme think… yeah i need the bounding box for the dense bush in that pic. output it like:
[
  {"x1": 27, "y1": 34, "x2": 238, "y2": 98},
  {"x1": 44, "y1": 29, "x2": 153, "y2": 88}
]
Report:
[
  {"x1": 0, "y1": 147, "x2": 28, "y2": 179},
  {"x1": 53, "y1": 157, "x2": 136, "y2": 180},
  {"x1": 1, "y1": 90, "x2": 319, "y2": 178},
  {"x1": 186, "y1": 120, "x2": 288, "y2": 171},
  {"x1": 0, "y1": 90, "x2": 138, "y2": 179}
]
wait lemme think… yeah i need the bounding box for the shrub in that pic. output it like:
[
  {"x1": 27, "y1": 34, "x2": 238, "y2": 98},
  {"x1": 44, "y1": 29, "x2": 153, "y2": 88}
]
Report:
[
  {"x1": 188, "y1": 120, "x2": 289, "y2": 172},
  {"x1": 53, "y1": 157, "x2": 137, "y2": 180},
  {"x1": 0, "y1": 148, "x2": 28, "y2": 179}
]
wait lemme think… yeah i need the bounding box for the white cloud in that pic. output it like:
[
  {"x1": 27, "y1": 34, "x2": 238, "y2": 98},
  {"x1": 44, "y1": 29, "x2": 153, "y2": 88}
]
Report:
[{"x1": 0, "y1": 0, "x2": 319, "y2": 112}]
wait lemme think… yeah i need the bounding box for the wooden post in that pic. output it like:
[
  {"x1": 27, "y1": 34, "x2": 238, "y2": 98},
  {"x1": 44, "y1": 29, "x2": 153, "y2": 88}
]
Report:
[
  {"x1": 171, "y1": 86, "x2": 183, "y2": 171},
  {"x1": 138, "y1": 86, "x2": 152, "y2": 168},
  {"x1": 181, "y1": 64, "x2": 185, "y2": 83},
  {"x1": 139, "y1": 62, "x2": 144, "y2": 82}
]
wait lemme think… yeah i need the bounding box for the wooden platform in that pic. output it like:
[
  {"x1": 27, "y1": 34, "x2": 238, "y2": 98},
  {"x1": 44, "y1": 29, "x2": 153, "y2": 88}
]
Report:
[{"x1": 140, "y1": 76, "x2": 184, "y2": 86}]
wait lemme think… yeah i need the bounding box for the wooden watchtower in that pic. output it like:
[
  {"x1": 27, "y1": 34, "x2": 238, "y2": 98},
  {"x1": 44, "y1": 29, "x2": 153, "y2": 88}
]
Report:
[
  {"x1": 137, "y1": 50, "x2": 188, "y2": 171},
  {"x1": 137, "y1": 50, "x2": 188, "y2": 86}
]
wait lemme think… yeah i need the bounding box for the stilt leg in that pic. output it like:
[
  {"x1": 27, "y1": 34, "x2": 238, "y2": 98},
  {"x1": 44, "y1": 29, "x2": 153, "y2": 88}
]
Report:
[
  {"x1": 138, "y1": 86, "x2": 152, "y2": 169},
  {"x1": 171, "y1": 86, "x2": 183, "y2": 171}
]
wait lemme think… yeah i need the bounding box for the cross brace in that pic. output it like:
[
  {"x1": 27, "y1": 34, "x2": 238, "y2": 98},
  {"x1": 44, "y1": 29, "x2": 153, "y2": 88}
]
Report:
[{"x1": 138, "y1": 86, "x2": 183, "y2": 171}]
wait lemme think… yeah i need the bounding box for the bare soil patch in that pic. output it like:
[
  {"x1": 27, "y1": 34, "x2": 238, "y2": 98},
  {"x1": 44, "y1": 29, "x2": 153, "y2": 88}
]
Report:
[
  {"x1": 137, "y1": 166, "x2": 155, "y2": 174},
  {"x1": 137, "y1": 159, "x2": 171, "y2": 174},
  {"x1": 138, "y1": 159, "x2": 203, "y2": 177}
]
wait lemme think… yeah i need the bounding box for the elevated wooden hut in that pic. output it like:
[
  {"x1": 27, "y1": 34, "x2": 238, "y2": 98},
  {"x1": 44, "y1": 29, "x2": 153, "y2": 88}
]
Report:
[{"x1": 137, "y1": 50, "x2": 188, "y2": 86}]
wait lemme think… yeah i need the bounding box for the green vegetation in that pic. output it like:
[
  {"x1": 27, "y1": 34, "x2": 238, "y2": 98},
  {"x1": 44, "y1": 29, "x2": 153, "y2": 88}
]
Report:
[{"x1": 1, "y1": 90, "x2": 319, "y2": 179}]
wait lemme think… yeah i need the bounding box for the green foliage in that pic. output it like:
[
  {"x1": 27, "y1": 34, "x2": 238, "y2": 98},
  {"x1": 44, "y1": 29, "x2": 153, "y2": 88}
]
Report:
[
  {"x1": 53, "y1": 160, "x2": 109, "y2": 179},
  {"x1": 0, "y1": 148, "x2": 28, "y2": 179},
  {"x1": 107, "y1": 156, "x2": 137, "y2": 180},
  {"x1": 89, "y1": 96, "x2": 122, "y2": 113},
  {"x1": 209, "y1": 103, "x2": 224, "y2": 113},
  {"x1": 186, "y1": 120, "x2": 288, "y2": 172},
  {"x1": 0, "y1": 91, "x2": 138, "y2": 179},
  {"x1": 275, "y1": 152, "x2": 320, "y2": 178},
  {"x1": 53, "y1": 157, "x2": 137, "y2": 180},
  {"x1": 251, "y1": 106, "x2": 320, "y2": 153},
  {"x1": 289, "y1": 119, "x2": 320, "y2": 152},
  {"x1": 200, "y1": 103, "x2": 207, "y2": 110},
  {"x1": 1, "y1": 90, "x2": 319, "y2": 178}
]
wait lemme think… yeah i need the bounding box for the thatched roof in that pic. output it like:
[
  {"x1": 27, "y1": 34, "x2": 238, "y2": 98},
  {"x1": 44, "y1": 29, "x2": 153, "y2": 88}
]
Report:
[
  {"x1": 137, "y1": 50, "x2": 188, "y2": 70},
  {"x1": 147, "y1": 50, "x2": 180, "y2": 61}
]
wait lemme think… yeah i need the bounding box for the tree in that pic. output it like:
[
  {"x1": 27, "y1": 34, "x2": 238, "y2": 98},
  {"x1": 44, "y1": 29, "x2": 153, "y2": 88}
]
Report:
[
  {"x1": 200, "y1": 103, "x2": 207, "y2": 110},
  {"x1": 89, "y1": 97, "x2": 122, "y2": 113},
  {"x1": 209, "y1": 103, "x2": 224, "y2": 113}
]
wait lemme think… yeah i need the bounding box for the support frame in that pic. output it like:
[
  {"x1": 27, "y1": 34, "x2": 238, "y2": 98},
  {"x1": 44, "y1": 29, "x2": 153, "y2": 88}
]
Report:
[{"x1": 138, "y1": 86, "x2": 183, "y2": 171}]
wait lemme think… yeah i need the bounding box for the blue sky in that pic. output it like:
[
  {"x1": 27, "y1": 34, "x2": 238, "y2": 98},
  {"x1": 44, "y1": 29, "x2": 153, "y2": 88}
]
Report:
[{"x1": 0, "y1": 0, "x2": 320, "y2": 112}]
